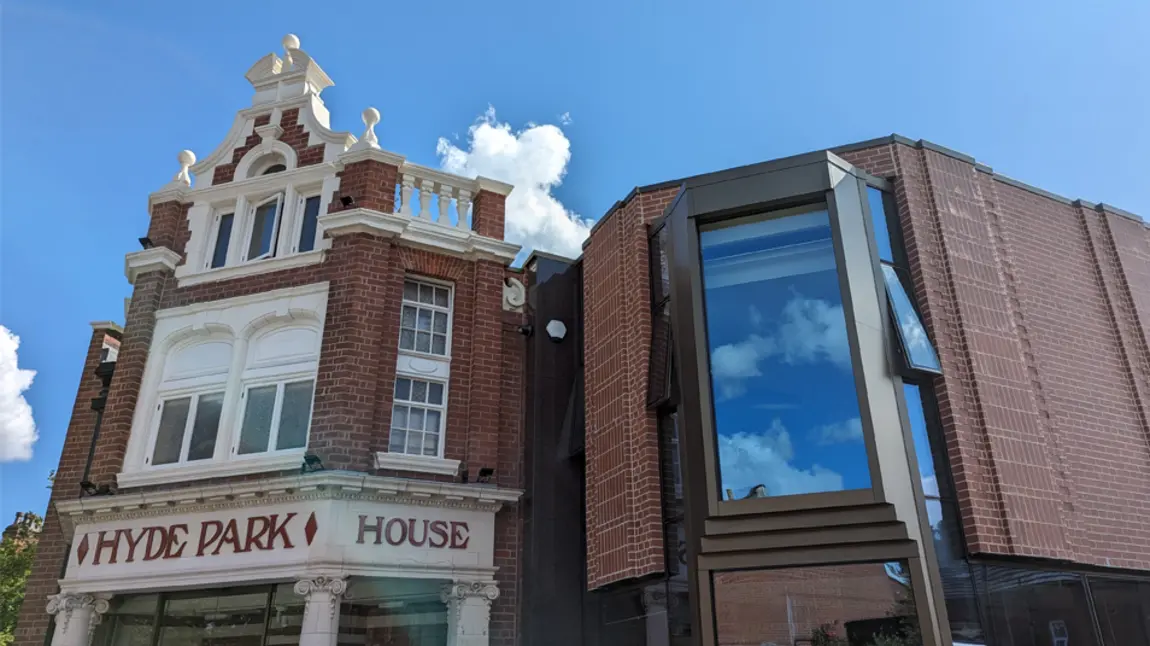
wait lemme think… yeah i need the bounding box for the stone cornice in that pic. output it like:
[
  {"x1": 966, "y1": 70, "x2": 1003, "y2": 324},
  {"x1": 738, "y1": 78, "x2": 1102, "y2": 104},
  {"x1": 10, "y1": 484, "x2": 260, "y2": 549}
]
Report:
[
  {"x1": 124, "y1": 247, "x2": 182, "y2": 284},
  {"x1": 319, "y1": 209, "x2": 521, "y2": 264},
  {"x1": 337, "y1": 147, "x2": 406, "y2": 168},
  {"x1": 475, "y1": 176, "x2": 514, "y2": 197}
]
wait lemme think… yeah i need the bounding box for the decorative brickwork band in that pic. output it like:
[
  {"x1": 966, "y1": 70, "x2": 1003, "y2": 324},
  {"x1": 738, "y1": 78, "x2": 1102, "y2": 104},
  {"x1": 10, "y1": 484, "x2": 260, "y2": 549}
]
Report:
[{"x1": 46, "y1": 593, "x2": 110, "y2": 645}]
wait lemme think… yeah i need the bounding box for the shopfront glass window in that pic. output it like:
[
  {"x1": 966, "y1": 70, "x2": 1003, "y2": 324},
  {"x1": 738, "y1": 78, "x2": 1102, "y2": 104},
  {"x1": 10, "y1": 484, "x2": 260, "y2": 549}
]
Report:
[
  {"x1": 713, "y1": 561, "x2": 920, "y2": 646},
  {"x1": 977, "y1": 566, "x2": 1098, "y2": 646},
  {"x1": 700, "y1": 208, "x2": 869, "y2": 499},
  {"x1": 1088, "y1": 577, "x2": 1150, "y2": 646},
  {"x1": 340, "y1": 577, "x2": 448, "y2": 646},
  {"x1": 93, "y1": 594, "x2": 159, "y2": 646}
]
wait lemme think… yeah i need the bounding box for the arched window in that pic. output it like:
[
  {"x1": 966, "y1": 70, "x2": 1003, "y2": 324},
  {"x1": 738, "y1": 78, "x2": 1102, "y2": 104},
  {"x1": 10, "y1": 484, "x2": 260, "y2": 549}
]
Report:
[
  {"x1": 246, "y1": 153, "x2": 288, "y2": 179},
  {"x1": 145, "y1": 335, "x2": 233, "y2": 467},
  {"x1": 235, "y1": 322, "x2": 320, "y2": 456},
  {"x1": 262, "y1": 163, "x2": 286, "y2": 175}
]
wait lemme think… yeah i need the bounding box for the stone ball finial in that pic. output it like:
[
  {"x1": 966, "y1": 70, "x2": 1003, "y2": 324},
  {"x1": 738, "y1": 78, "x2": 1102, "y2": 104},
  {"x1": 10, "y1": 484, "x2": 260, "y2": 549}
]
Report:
[
  {"x1": 173, "y1": 150, "x2": 196, "y2": 186},
  {"x1": 283, "y1": 34, "x2": 300, "y2": 51},
  {"x1": 360, "y1": 107, "x2": 380, "y2": 148}
]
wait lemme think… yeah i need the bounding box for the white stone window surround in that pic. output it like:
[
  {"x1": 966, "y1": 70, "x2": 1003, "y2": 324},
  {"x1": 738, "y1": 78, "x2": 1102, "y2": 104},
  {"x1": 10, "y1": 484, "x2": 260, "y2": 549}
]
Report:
[
  {"x1": 177, "y1": 163, "x2": 340, "y2": 288},
  {"x1": 119, "y1": 283, "x2": 328, "y2": 489},
  {"x1": 377, "y1": 275, "x2": 460, "y2": 476},
  {"x1": 143, "y1": 329, "x2": 231, "y2": 467}
]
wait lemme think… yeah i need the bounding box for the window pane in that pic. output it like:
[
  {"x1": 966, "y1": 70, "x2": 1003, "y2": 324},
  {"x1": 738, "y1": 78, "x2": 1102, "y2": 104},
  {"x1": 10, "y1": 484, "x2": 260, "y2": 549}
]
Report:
[
  {"x1": 210, "y1": 213, "x2": 233, "y2": 269},
  {"x1": 394, "y1": 378, "x2": 411, "y2": 401},
  {"x1": 238, "y1": 385, "x2": 277, "y2": 454},
  {"x1": 268, "y1": 583, "x2": 305, "y2": 642},
  {"x1": 159, "y1": 589, "x2": 269, "y2": 644},
  {"x1": 389, "y1": 428, "x2": 406, "y2": 452},
  {"x1": 434, "y1": 287, "x2": 449, "y2": 307},
  {"x1": 403, "y1": 281, "x2": 419, "y2": 302},
  {"x1": 407, "y1": 431, "x2": 424, "y2": 455},
  {"x1": 248, "y1": 199, "x2": 279, "y2": 259},
  {"x1": 423, "y1": 434, "x2": 439, "y2": 456},
  {"x1": 416, "y1": 309, "x2": 433, "y2": 331},
  {"x1": 979, "y1": 565, "x2": 1098, "y2": 646},
  {"x1": 392, "y1": 405, "x2": 409, "y2": 429},
  {"x1": 867, "y1": 186, "x2": 895, "y2": 263},
  {"x1": 152, "y1": 397, "x2": 191, "y2": 466},
  {"x1": 409, "y1": 408, "x2": 425, "y2": 429},
  {"x1": 339, "y1": 578, "x2": 448, "y2": 645},
  {"x1": 882, "y1": 264, "x2": 942, "y2": 373},
  {"x1": 1089, "y1": 577, "x2": 1150, "y2": 646},
  {"x1": 433, "y1": 311, "x2": 448, "y2": 334},
  {"x1": 298, "y1": 195, "x2": 321, "y2": 253},
  {"x1": 399, "y1": 329, "x2": 415, "y2": 351},
  {"x1": 713, "y1": 562, "x2": 919, "y2": 646},
  {"x1": 186, "y1": 392, "x2": 223, "y2": 461},
  {"x1": 415, "y1": 331, "x2": 431, "y2": 353},
  {"x1": 428, "y1": 382, "x2": 444, "y2": 405},
  {"x1": 90, "y1": 594, "x2": 160, "y2": 645},
  {"x1": 700, "y1": 209, "x2": 868, "y2": 499},
  {"x1": 903, "y1": 383, "x2": 940, "y2": 496},
  {"x1": 411, "y1": 380, "x2": 428, "y2": 403},
  {"x1": 401, "y1": 305, "x2": 417, "y2": 329},
  {"x1": 419, "y1": 284, "x2": 434, "y2": 304},
  {"x1": 276, "y1": 380, "x2": 314, "y2": 450},
  {"x1": 431, "y1": 334, "x2": 447, "y2": 355},
  {"x1": 426, "y1": 409, "x2": 441, "y2": 433}
]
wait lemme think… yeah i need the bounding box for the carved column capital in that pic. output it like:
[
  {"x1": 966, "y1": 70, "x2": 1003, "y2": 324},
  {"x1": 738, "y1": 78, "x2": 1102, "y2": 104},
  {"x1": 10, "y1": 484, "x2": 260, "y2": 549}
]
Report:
[
  {"x1": 440, "y1": 580, "x2": 500, "y2": 603},
  {"x1": 47, "y1": 592, "x2": 111, "y2": 640},
  {"x1": 294, "y1": 576, "x2": 347, "y2": 620}
]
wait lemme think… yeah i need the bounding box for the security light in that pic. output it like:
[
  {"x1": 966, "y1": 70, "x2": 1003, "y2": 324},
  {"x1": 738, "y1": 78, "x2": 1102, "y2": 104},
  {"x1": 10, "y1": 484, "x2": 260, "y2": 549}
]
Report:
[
  {"x1": 477, "y1": 467, "x2": 495, "y2": 483},
  {"x1": 138, "y1": 237, "x2": 154, "y2": 250},
  {"x1": 302, "y1": 453, "x2": 325, "y2": 473},
  {"x1": 340, "y1": 195, "x2": 355, "y2": 208},
  {"x1": 545, "y1": 319, "x2": 567, "y2": 342}
]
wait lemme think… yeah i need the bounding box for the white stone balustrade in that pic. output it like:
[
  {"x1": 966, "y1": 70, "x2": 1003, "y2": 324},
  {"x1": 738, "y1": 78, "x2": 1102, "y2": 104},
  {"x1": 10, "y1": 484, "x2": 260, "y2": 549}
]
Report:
[{"x1": 397, "y1": 164, "x2": 475, "y2": 231}]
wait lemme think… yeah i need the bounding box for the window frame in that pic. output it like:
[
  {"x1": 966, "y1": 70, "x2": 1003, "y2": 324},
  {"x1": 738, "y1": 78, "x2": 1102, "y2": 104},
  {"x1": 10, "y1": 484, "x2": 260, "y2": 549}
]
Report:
[
  {"x1": 388, "y1": 376, "x2": 449, "y2": 459},
  {"x1": 206, "y1": 210, "x2": 236, "y2": 270},
  {"x1": 234, "y1": 375, "x2": 316, "y2": 459},
  {"x1": 294, "y1": 193, "x2": 323, "y2": 254},
  {"x1": 144, "y1": 387, "x2": 226, "y2": 468},
  {"x1": 244, "y1": 193, "x2": 284, "y2": 263},
  {"x1": 398, "y1": 277, "x2": 454, "y2": 358}
]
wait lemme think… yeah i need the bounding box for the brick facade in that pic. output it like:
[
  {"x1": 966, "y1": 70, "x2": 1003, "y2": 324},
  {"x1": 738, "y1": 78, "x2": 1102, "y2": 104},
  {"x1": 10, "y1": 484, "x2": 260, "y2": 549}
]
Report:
[
  {"x1": 838, "y1": 141, "x2": 1150, "y2": 569},
  {"x1": 211, "y1": 108, "x2": 325, "y2": 185},
  {"x1": 581, "y1": 186, "x2": 679, "y2": 589}
]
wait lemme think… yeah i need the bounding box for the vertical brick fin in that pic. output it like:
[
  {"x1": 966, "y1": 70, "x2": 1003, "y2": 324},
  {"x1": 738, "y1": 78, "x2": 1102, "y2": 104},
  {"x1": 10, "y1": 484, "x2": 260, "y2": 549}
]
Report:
[
  {"x1": 91, "y1": 273, "x2": 169, "y2": 485},
  {"x1": 309, "y1": 234, "x2": 393, "y2": 471},
  {"x1": 1102, "y1": 213, "x2": 1150, "y2": 445},
  {"x1": 890, "y1": 144, "x2": 1012, "y2": 555},
  {"x1": 13, "y1": 328, "x2": 113, "y2": 646},
  {"x1": 147, "y1": 200, "x2": 192, "y2": 255},
  {"x1": 582, "y1": 187, "x2": 677, "y2": 589},
  {"x1": 471, "y1": 190, "x2": 506, "y2": 240},
  {"x1": 465, "y1": 261, "x2": 505, "y2": 480},
  {"x1": 334, "y1": 159, "x2": 398, "y2": 213}
]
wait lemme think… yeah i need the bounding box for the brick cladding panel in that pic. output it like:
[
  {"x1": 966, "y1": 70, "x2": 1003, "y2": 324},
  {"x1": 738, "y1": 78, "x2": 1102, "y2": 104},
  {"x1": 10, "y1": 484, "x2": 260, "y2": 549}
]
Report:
[
  {"x1": 211, "y1": 109, "x2": 326, "y2": 185},
  {"x1": 842, "y1": 144, "x2": 1150, "y2": 569},
  {"x1": 27, "y1": 158, "x2": 526, "y2": 642},
  {"x1": 582, "y1": 186, "x2": 679, "y2": 589},
  {"x1": 14, "y1": 329, "x2": 113, "y2": 646}
]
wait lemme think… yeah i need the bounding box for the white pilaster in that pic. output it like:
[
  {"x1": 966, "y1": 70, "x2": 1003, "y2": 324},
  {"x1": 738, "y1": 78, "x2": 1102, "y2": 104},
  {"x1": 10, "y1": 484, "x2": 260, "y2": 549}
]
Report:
[
  {"x1": 440, "y1": 581, "x2": 499, "y2": 646},
  {"x1": 295, "y1": 576, "x2": 347, "y2": 646},
  {"x1": 47, "y1": 593, "x2": 110, "y2": 646}
]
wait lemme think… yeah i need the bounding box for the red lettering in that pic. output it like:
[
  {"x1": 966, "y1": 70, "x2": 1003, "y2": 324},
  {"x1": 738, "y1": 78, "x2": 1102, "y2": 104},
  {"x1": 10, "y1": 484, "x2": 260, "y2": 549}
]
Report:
[
  {"x1": 165, "y1": 524, "x2": 188, "y2": 559},
  {"x1": 92, "y1": 530, "x2": 120, "y2": 565},
  {"x1": 143, "y1": 527, "x2": 169, "y2": 561},
  {"x1": 385, "y1": 518, "x2": 408, "y2": 546},
  {"x1": 449, "y1": 522, "x2": 470, "y2": 550},
  {"x1": 213, "y1": 519, "x2": 242, "y2": 555},
  {"x1": 357, "y1": 515, "x2": 383, "y2": 545},
  {"x1": 124, "y1": 528, "x2": 149, "y2": 563},
  {"x1": 243, "y1": 516, "x2": 271, "y2": 552},
  {"x1": 197, "y1": 521, "x2": 223, "y2": 556},
  {"x1": 408, "y1": 519, "x2": 429, "y2": 547},
  {"x1": 428, "y1": 520, "x2": 449, "y2": 548},
  {"x1": 267, "y1": 513, "x2": 296, "y2": 549}
]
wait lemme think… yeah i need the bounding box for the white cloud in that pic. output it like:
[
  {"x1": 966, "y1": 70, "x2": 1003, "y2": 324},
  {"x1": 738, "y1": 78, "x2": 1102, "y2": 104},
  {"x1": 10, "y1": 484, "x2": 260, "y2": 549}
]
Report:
[
  {"x1": 710, "y1": 297, "x2": 851, "y2": 400},
  {"x1": 437, "y1": 106, "x2": 592, "y2": 259},
  {"x1": 812, "y1": 417, "x2": 863, "y2": 445},
  {"x1": 717, "y1": 419, "x2": 844, "y2": 497},
  {"x1": 0, "y1": 326, "x2": 38, "y2": 462}
]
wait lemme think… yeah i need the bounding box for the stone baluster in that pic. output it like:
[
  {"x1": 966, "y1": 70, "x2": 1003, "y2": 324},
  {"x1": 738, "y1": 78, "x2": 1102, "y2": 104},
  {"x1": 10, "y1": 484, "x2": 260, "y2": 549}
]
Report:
[
  {"x1": 437, "y1": 184, "x2": 453, "y2": 226},
  {"x1": 456, "y1": 189, "x2": 472, "y2": 229},
  {"x1": 440, "y1": 581, "x2": 499, "y2": 646},
  {"x1": 295, "y1": 576, "x2": 347, "y2": 646},
  {"x1": 400, "y1": 175, "x2": 415, "y2": 217},
  {"x1": 47, "y1": 593, "x2": 111, "y2": 646},
  {"x1": 418, "y1": 178, "x2": 434, "y2": 219}
]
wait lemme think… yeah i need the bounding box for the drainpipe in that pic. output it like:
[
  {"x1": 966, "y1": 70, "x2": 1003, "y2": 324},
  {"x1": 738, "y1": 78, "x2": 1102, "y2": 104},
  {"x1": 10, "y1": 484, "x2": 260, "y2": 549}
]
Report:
[{"x1": 80, "y1": 360, "x2": 117, "y2": 490}]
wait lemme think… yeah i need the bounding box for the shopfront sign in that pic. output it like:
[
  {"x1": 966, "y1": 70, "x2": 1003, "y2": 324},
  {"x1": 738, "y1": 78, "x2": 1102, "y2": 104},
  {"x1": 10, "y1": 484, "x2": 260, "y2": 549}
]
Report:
[{"x1": 62, "y1": 498, "x2": 495, "y2": 590}]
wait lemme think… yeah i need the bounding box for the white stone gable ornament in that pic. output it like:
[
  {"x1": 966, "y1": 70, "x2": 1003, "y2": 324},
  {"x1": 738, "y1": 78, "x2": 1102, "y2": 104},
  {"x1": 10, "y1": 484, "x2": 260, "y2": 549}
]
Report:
[
  {"x1": 173, "y1": 150, "x2": 195, "y2": 186},
  {"x1": 348, "y1": 107, "x2": 381, "y2": 151}
]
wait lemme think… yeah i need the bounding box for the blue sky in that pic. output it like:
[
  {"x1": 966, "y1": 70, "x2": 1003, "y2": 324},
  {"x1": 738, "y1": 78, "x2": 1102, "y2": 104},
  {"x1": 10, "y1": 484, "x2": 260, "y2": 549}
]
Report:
[{"x1": 1, "y1": 0, "x2": 1147, "y2": 521}]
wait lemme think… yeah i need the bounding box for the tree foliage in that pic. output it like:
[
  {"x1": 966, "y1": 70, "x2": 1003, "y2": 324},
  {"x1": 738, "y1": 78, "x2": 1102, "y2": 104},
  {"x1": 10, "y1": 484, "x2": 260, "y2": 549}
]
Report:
[{"x1": 0, "y1": 511, "x2": 42, "y2": 646}]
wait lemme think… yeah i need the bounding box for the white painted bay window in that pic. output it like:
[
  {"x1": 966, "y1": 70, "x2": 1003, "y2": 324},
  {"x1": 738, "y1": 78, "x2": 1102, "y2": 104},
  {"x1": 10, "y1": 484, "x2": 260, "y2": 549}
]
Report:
[{"x1": 376, "y1": 277, "x2": 460, "y2": 476}]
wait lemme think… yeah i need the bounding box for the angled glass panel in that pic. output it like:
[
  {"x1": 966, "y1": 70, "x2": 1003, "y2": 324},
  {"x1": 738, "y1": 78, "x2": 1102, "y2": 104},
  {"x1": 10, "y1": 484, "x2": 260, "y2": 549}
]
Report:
[
  {"x1": 867, "y1": 186, "x2": 895, "y2": 263},
  {"x1": 881, "y1": 263, "x2": 941, "y2": 373},
  {"x1": 700, "y1": 207, "x2": 869, "y2": 499}
]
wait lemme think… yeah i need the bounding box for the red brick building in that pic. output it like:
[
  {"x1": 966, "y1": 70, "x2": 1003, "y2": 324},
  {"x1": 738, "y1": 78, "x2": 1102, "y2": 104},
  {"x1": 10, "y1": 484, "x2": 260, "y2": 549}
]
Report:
[
  {"x1": 17, "y1": 34, "x2": 1150, "y2": 646},
  {"x1": 16, "y1": 35, "x2": 527, "y2": 646}
]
